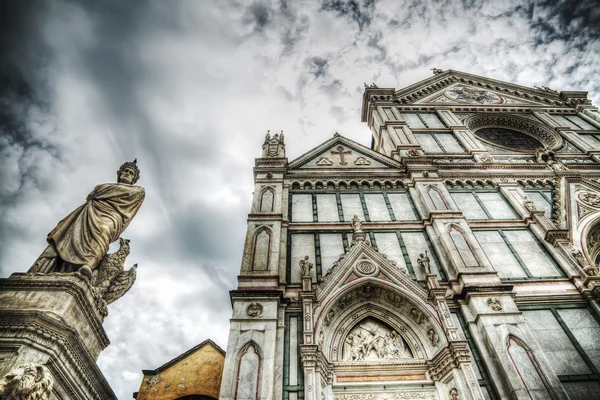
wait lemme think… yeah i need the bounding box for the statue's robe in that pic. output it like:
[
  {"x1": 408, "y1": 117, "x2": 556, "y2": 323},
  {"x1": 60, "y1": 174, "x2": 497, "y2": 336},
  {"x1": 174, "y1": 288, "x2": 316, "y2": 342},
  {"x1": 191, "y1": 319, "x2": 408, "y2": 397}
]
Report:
[{"x1": 31, "y1": 183, "x2": 145, "y2": 273}]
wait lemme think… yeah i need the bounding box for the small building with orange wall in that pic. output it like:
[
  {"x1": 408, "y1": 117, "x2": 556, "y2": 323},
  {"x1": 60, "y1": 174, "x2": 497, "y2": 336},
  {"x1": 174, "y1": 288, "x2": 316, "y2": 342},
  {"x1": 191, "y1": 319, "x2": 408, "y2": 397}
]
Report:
[{"x1": 134, "y1": 339, "x2": 225, "y2": 400}]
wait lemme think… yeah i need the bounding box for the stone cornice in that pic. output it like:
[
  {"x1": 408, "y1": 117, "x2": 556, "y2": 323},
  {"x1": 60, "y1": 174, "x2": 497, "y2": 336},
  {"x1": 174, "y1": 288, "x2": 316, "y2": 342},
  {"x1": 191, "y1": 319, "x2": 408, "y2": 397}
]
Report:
[
  {"x1": 0, "y1": 274, "x2": 108, "y2": 347},
  {"x1": 0, "y1": 311, "x2": 115, "y2": 399}
]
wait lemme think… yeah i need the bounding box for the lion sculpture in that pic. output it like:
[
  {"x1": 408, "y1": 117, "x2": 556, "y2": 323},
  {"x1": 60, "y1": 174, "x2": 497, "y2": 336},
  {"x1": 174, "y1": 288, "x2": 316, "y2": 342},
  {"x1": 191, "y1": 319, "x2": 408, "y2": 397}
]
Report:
[{"x1": 0, "y1": 364, "x2": 53, "y2": 400}]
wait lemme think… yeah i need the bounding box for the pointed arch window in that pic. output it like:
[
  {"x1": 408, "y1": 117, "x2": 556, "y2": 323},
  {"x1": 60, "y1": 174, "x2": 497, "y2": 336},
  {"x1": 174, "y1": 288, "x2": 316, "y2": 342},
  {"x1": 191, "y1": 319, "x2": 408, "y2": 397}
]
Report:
[
  {"x1": 427, "y1": 185, "x2": 448, "y2": 210},
  {"x1": 235, "y1": 344, "x2": 260, "y2": 400},
  {"x1": 259, "y1": 187, "x2": 275, "y2": 212},
  {"x1": 448, "y1": 225, "x2": 479, "y2": 267},
  {"x1": 507, "y1": 336, "x2": 554, "y2": 399},
  {"x1": 252, "y1": 228, "x2": 271, "y2": 271}
]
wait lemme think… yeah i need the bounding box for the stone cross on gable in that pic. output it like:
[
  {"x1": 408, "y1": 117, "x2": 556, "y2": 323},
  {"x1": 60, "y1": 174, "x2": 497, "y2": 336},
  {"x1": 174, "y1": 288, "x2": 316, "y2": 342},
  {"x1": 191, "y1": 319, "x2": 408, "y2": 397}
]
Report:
[{"x1": 331, "y1": 146, "x2": 352, "y2": 165}]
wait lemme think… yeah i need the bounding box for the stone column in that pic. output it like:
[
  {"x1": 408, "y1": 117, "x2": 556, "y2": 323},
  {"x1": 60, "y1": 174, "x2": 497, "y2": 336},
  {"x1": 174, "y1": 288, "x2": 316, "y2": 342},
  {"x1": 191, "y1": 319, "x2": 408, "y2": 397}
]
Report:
[{"x1": 0, "y1": 273, "x2": 117, "y2": 399}]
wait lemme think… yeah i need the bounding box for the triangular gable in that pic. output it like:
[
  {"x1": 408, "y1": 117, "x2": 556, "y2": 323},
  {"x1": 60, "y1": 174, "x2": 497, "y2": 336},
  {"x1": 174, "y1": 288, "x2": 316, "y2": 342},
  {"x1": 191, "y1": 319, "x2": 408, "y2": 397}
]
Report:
[
  {"x1": 288, "y1": 134, "x2": 402, "y2": 170},
  {"x1": 413, "y1": 82, "x2": 540, "y2": 106},
  {"x1": 141, "y1": 339, "x2": 225, "y2": 375},
  {"x1": 394, "y1": 69, "x2": 564, "y2": 106},
  {"x1": 315, "y1": 241, "x2": 428, "y2": 304}
]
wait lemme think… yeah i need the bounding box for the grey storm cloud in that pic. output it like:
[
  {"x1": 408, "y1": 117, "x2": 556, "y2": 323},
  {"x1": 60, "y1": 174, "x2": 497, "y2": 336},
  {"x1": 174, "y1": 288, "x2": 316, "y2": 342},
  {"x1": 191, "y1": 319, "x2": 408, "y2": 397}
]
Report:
[{"x1": 1, "y1": 0, "x2": 599, "y2": 398}]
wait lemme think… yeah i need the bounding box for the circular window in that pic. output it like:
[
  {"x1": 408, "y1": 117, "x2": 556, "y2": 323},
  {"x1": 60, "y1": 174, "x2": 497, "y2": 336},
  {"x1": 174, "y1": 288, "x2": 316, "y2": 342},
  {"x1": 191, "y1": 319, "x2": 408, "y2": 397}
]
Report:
[{"x1": 474, "y1": 127, "x2": 544, "y2": 151}]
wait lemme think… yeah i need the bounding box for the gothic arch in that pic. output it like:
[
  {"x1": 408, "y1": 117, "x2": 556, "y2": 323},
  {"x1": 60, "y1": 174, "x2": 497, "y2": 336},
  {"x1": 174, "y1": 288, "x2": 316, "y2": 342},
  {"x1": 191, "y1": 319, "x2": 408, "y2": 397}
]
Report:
[
  {"x1": 259, "y1": 187, "x2": 275, "y2": 212},
  {"x1": 315, "y1": 280, "x2": 444, "y2": 362},
  {"x1": 426, "y1": 185, "x2": 448, "y2": 210},
  {"x1": 447, "y1": 223, "x2": 479, "y2": 268},
  {"x1": 251, "y1": 226, "x2": 272, "y2": 271},
  {"x1": 579, "y1": 214, "x2": 600, "y2": 265},
  {"x1": 506, "y1": 335, "x2": 555, "y2": 399},
  {"x1": 234, "y1": 342, "x2": 262, "y2": 400}
]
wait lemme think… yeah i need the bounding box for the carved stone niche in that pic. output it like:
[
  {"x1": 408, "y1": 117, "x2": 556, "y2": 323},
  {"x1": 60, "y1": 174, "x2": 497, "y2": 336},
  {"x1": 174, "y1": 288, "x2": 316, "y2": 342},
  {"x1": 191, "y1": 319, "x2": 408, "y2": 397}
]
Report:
[{"x1": 0, "y1": 273, "x2": 116, "y2": 399}]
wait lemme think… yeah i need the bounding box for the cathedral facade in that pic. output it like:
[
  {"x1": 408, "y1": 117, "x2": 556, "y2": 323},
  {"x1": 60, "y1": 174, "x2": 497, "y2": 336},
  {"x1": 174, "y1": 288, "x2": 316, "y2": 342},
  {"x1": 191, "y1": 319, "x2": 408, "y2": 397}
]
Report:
[{"x1": 218, "y1": 70, "x2": 600, "y2": 400}]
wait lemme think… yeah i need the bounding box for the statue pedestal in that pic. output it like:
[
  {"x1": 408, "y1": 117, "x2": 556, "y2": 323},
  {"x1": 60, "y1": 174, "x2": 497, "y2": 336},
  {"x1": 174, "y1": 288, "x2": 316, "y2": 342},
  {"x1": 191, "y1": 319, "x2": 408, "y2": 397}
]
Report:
[{"x1": 0, "y1": 273, "x2": 117, "y2": 399}]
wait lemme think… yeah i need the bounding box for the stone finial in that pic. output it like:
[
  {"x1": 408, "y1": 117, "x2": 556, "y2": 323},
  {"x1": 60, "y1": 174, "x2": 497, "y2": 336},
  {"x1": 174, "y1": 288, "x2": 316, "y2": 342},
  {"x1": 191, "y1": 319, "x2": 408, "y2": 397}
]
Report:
[
  {"x1": 262, "y1": 129, "x2": 286, "y2": 158},
  {"x1": 0, "y1": 364, "x2": 54, "y2": 400}
]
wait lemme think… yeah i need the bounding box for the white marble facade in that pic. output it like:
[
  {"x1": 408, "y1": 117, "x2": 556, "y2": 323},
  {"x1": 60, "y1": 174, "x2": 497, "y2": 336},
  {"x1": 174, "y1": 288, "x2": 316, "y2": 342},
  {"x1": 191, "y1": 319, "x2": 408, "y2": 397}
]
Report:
[{"x1": 220, "y1": 70, "x2": 600, "y2": 400}]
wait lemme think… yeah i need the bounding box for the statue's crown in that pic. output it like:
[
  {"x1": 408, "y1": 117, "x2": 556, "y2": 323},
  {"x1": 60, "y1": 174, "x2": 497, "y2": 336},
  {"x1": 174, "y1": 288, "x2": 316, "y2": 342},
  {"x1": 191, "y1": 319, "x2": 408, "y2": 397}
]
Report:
[{"x1": 117, "y1": 159, "x2": 140, "y2": 184}]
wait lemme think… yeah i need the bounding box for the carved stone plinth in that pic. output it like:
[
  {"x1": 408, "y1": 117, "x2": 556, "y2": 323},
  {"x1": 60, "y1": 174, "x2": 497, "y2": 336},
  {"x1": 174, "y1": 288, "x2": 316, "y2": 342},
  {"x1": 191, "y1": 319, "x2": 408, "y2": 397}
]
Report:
[{"x1": 0, "y1": 273, "x2": 116, "y2": 399}]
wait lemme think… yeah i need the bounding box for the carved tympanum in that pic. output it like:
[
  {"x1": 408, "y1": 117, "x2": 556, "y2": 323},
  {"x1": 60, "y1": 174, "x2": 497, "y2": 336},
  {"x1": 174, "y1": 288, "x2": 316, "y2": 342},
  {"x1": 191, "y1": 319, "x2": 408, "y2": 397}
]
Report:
[
  {"x1": 30, "y1": 160, "x2": 145, "y2": 277},
  {"x1": 0, "y1": 364, "x2": 53, "y2": 400},
  {"x1": 343, "y1": 318, "x2": 413, "y2": 361}
]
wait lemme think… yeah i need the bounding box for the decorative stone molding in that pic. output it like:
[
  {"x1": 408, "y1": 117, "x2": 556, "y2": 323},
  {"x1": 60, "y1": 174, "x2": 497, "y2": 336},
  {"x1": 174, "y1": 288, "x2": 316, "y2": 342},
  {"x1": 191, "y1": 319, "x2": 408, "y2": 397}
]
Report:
[
  {"x1": 246, "y1": 302, "x2": 263, "y2": 317},
  {"x1": 464, "y1": 114, "x2": 563, "y2": 150},
  {"x1": 487, "y1": 297, "x2": 503, "y2": 311},
  {"x1": 579, "y1": 192, "x2": 600, "y2": 208}
]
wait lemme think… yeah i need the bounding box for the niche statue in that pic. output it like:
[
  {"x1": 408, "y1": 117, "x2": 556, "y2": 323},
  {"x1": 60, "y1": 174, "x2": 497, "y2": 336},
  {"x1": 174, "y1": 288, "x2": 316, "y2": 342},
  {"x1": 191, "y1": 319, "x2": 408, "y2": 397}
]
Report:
[{"x1": 29, "y1": 160, "x2": 145, "y2": 277}]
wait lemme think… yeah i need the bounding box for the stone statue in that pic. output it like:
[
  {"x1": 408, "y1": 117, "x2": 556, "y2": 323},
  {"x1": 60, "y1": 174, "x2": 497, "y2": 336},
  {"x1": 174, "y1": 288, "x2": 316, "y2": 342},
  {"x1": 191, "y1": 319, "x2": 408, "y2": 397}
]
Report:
[
  {"x1": 523, "y1": 196, "x2": 536, "y2": 212},
  {"x1": 449, "y1": 387, "x2": 460, "y2": 400},
  {"x1": 0, "y1": 363, "x2": 53, "y2": 400},
  {"x1": 351, "y1": 215, "x2": 363, "y2": 233},
  {"x1": 300, "y1": 255, "x2": 313, "y2": 278},
  {"x1": 417, "y1": 251, "x2": 431, "y2": 274},
  {"x1": 29, "y1": 160, "x2": 145, "y2": 277},
  {"x1": 92, "y1": 238, "x2": 138, "y2": 316},
  {"x1": 572, "y1": 248, "x2": 599, "y2": 276},
  {"x1": 430, "y1": 68, "x2": 444, "y2": 75}
]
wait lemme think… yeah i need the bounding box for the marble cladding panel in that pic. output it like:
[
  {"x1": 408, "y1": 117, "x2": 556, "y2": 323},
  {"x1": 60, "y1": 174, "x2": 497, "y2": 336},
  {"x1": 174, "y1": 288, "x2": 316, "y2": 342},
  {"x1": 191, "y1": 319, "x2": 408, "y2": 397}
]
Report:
[
  {"x1": 503, "y1": 230, "x2": 561, "y2": 277},
  {"x1": 451, "y1": 193, "x2": 488, "y2": 219},
  {"x1": 474, "y1": 231, "x2": 527, "y2": 278},
  {"x1": 581, "y1": 134, "x2": 600, "y2": 148},
  {"x1": 401, "y1": 113, "x2": 427, "y2": 129},
  {"x1": 420, "y1": 113, "x2": 446, "y2": 128},
  {"x1": 291, "y1": 194, "x2": 313, "y2": 222},
  {"x1": 320, "y1": 233, "x2": 345, "y2": 274},
  {"x1": 290, "y1": 234, "x2": 316, "y2": 283},
  {"x1": 364, "y1": 194, "x2": 391, "y2": 221},
  {"x1": 522, "y1": 310, "x2": 590, "y2": 375},
  {"x1": 387, "y1": 193, "x2": 418, "y2": 221},
  {"x1": 507, "y1": 338, "x2": 553, "y2": 399},
  {"x1": 373, "y1": 233, "x2": 407, "y2": 271},
  {"x1": 289, "y1": 317, "x2": 298, "y2": 386},
  {"x1": 477, "y1": 192, "x2": 518, "y2": 219},
  {"x1": 236, "y1": 346, "x2": 260, "y2": 400},
  {"x1": 414, "y1": 133, "x2": 442, "y2": 152},
  {"x1": 340, "y1": 194, "x2": 365, "y2": 222},
  {"x1": 400, "y1": 232, "x2": 440, "y2": 280},
  {"x1": 435, "y1": 133, "x2": 464, "y2": 152},
  {"x1": 525, "y1": 191, "x2": 553, "y2": 218},
  {"x1": 316, "y1": 194, "x2": 339, "y2": 222},
  {"x1": 557, "y1": 309, "x2": 600, "y2": 371},
  {"x1": 562, "y1": 381, "x2": 600, "y2": 399}
]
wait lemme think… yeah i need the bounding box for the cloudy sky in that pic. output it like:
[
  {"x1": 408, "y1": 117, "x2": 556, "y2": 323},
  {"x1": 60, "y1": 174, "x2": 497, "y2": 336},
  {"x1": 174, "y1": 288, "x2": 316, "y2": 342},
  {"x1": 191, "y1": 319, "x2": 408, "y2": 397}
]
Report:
[{"x1": 1, "y1": 0, "x2": 599, "y2": 398}]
